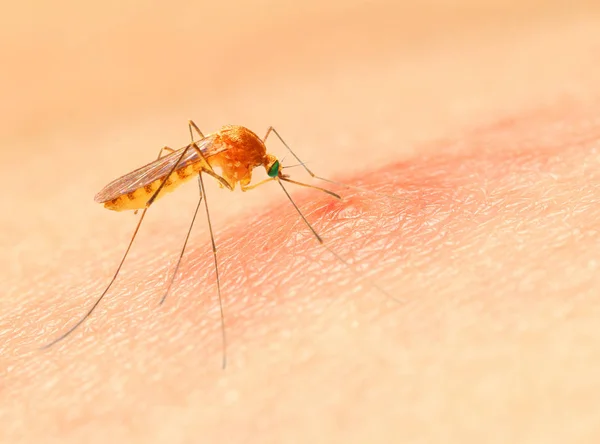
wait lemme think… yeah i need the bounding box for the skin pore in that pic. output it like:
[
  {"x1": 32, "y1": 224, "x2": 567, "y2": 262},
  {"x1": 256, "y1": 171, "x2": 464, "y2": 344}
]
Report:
[{"x1": 2, "y1": 1, "x2": 600, "y2": 443}]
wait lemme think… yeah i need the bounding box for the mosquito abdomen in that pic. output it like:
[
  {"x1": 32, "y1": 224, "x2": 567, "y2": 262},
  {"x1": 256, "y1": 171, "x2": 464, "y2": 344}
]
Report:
[{"x1": 103, "y1": 165, "x2": 199, "y2": 211}]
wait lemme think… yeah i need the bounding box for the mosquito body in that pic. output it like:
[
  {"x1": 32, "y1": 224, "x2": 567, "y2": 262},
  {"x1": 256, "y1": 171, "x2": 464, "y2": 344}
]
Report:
[
  {"x1": 96, "y1": 125, "x2": 282, "y2": 211},
  {"x1": 44, "y1": 122, "x2": 395, "y2": 367}
]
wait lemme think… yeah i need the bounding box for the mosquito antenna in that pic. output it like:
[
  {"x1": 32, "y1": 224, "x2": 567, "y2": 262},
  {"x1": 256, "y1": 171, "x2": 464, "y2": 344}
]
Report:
[
  {"x1": 281, "y1": 161, "x2": 311, "y2": 170},
  {"x1": 275, "y1": 178, "x2": 402, "y2": 304},
  {"x1": 159, "y1": 178, "x2": 203, "y2": 305},
  {"x1": 42, "y1": 208, "x2": 150, "y2": 348},
  {"x1": 198, "y1": 172, "x2": 227, "y2": 369},
  {"x1": 265, "y1": 127, "x2": 401, "y2": 200},
  {"x1": 280, "y1": 156, "x2": 312, "y2": 169}
]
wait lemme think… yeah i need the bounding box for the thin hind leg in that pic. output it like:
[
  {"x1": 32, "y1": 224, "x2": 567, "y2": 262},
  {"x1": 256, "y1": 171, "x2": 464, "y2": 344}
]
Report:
[
  {"x1": 42, "y1": 141, "x2": 175, "y2": 348},
  {"x1": 159, "y1": 123, "x2": 208, "y2": 305}
]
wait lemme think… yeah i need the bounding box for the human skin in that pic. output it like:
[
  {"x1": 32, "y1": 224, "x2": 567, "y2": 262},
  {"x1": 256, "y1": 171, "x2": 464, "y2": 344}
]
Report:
[{"x1": 2, "y1": 1, "x2": 600, "y2": 443}]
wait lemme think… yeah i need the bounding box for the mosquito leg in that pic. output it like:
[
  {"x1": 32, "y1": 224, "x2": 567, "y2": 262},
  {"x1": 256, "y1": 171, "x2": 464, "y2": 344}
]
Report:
[
  {"x1": 265, "y1": 129, "x2": 401, "y2": 302},
  {"x1": 159, "y1": 146, "x2": 175, "y2": 156},
  {"x1": 163, "y1": 121, "x2": 227, "y2": 366},
  {"x1": 188, "y1": 120, "x2": 205, "y2": 141},
  {"x1": 150, "y1": 120, "x2": 232, "y2": 207},
  {"x1": 197, "y1": 172, "x2": 227, "y2": 369},
  {"x1": 159, "y1": 123, "x2": 209, "y2": 305},
  {"x1": 189, "y1": 144, "x2": 234, "y2": 191},
  {"x1": 147, "y1": 143, "x2": 197, "y2": 207},
  {"x1": 159, "y1": 178, "x2": 204, "y2": 305},
  {"x1": 42, "y1": 145, "x2": 175, "y2": 348},
  {"x1": 41, "y1": 209, "x2": 150, "y2": 348},
  {"x1": 190, "y1": 120, "x2": 227, "y2": 366},
  {"x1": 264, "y1": 126, "x2": 400, "y2": 199},
  {"x1": 275, "y1": 178, "x2": 403, "y2": 304},
  {"x1": 133, "y1": 146, "x2": 176, "y2": 214},
  {"x1": 263, "y1": 126, "x2": 318, "y2": 177}
]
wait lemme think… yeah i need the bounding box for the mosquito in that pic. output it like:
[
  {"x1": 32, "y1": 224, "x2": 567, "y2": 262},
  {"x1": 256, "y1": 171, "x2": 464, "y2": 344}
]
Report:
[{"x1": 43, "y1": 121, "x2": 397, "y2": 367}]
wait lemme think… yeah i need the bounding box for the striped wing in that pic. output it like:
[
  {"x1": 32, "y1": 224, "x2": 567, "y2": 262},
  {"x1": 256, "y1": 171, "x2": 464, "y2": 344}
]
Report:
[{"x1": 94, "y1": 135, "x2": 227, "y2": 203}]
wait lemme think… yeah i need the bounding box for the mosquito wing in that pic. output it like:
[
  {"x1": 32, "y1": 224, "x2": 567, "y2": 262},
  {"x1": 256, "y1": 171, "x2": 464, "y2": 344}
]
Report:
[{"x1": 94, "y1": 135, "x2": 227, "y2": 203}]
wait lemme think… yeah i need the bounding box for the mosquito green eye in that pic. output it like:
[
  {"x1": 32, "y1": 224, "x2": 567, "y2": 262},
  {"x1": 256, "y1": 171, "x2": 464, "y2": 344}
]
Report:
[{"x1": 267, "y1": 160, "x2": 280, "y2": 178}]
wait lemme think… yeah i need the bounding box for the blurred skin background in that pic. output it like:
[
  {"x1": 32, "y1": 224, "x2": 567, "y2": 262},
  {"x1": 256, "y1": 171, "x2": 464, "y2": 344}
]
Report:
[{"x1": 2, "y1": 0, "x2": 600, "y2": 443}]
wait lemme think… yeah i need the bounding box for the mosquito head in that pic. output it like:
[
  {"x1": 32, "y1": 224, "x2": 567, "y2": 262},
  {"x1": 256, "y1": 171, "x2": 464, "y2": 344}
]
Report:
[{"x1": 264, "y1": 154, "x2": 283, "y2": 178}]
